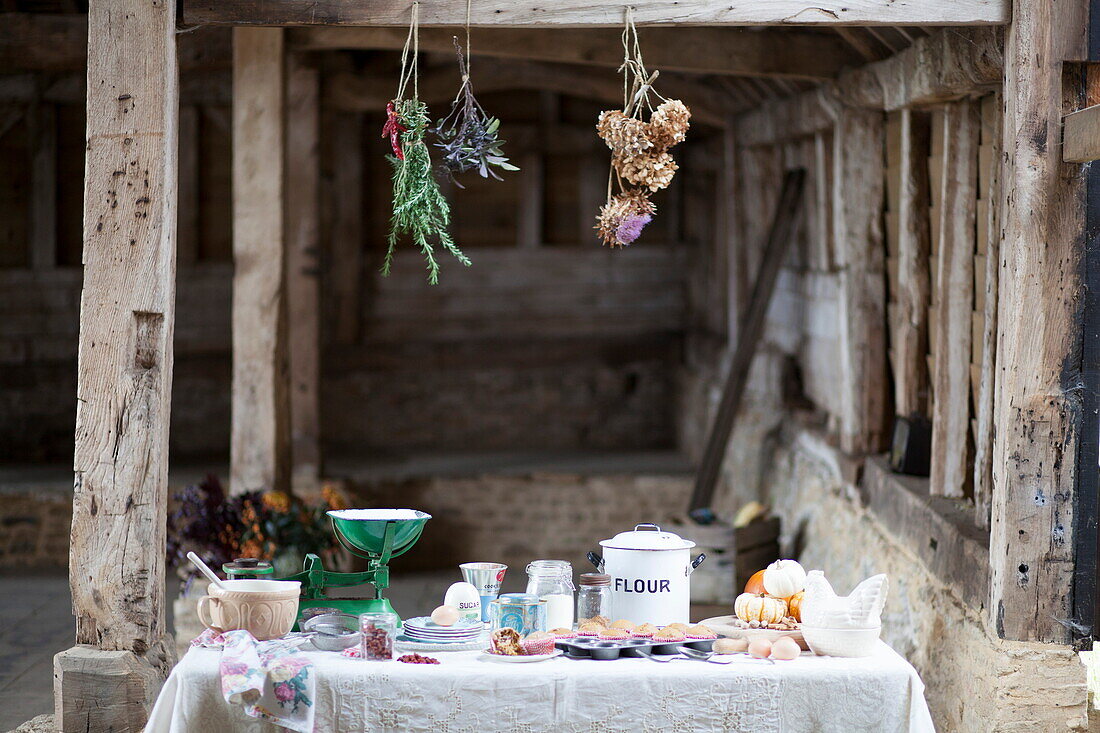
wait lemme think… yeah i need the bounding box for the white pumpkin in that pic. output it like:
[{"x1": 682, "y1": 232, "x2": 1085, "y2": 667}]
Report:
[
  {"x1": 734, "y1": 592, "x2": 788, "y2": 624},
  {"x1": 762, "y1": 559, "x2": 807, "y2": 598}
]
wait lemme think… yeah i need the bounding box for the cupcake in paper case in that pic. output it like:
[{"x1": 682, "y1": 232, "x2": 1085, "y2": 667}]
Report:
[
  {"x1": 577, "y1": 621, "x2": 605, "y2": 637},
  {"x1": 653, "y1": 627, "x2": 687, "y2": 643},
  {"x1": 609, "y1": 619, "x2": 636, "y2": 632},
  {"x1": 685, "y1": 624, "x2": 717, "y2": 640},
  {"x1": 490, "y1": 628, "x2": 523, "y2": 656},
  {"x1": 521, "y1": 631, "x2": 557, "y2": 656},
  {"x1": 632, "y1": 623, "x2": 659, "y2": 639},
  {"x1": 663, "y1": 622, "x2": 690, "y2": 634},
  {"x1": 549, "y1": 627, "x2": 577, "y2": 639},
  {"x1": 597, "y1": 628, "x2": 630, "y2": 641}
]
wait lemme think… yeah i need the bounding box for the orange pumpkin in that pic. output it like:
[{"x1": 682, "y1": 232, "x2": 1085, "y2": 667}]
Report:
[
  {"x1": 786, "y1": 591, "x2": 805, "y2": 622},
  {"x1": 744, "y1": 569, "x2": 767, "y2": 595}
]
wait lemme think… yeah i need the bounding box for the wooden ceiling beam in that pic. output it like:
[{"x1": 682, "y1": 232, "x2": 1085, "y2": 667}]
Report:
[
  {"x1": 183, "y1": 0, "x2": 1009, "y2": 28},
  {"x1": 290, "y1": 26, "x2": 863, "y2": 80},
  {"x1": 0, "y1": 13, "x2": 231, "y2": 71},
  {"x1": 325, "y1": 59, "x2": 738, "y2": 127}
]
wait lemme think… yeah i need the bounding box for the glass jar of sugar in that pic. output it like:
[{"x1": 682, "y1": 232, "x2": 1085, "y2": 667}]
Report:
[{"x1": 525, "y1": 560, "x2": 575, "y2": 630}]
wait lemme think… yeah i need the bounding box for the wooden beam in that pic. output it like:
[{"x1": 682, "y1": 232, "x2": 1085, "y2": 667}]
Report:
[
  {"x1": 1063, "y1": 103, "x2": 1100, "y2": 162},
  {"x1": 929, "y1": 99, "x2": 979, "y2": 498},
  {"x1": 516, "y1": 153, "x2": 544, "y2": 249},
  {"x1": 0, "y1": 13, "x2": 233, "y2": 72},
  {"x1": 990, "y1": 0, "x2": 1088, "y2": 644},
  {"x1": 736, "y1": 27, "x2": 1003, "y2": 146},
  {"x1": 285, "y1": 53, "x2": 322, "y2": 491},
  {"x1": 56, "y1": 0, "x2": 179, "y2": 728},
  {"x1": 324, "y1": 59, "x2": 735, "y2": 128},
  {"x1": 183, "y1": 0, "x2": 1010, "y2": 27},
  {"x1": 329, "y1": 112, "x2": 363, "y2": 346},
  {"x1": 290, "y1": 26, "x2": 862, "y2": 80},
  {"x1": 689, "y1": 169, "x2": 807, "y2": 513},
  {"x1": 834, "y1": 108, "x2": 889, "y2": 455},
  {"x1": 28, "y1": 102, "x2": 57, "y2": 271},
  {"x1": 973, "y1": 92, "x2": 1002, "y2": 529},
  {"x1": 231, "y1": 27, "x2": 291, "y2": 496},
  {"x1": 892, "y1": 108, "x2": 932, "y2": 419}
]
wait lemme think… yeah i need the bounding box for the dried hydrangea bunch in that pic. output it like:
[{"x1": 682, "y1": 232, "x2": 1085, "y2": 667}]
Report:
[
  {"x1": 597, "y1": 98, "x2": 691, "y2": 193},
  {"x1": 596, "y1": 191, "x2": 657, "y2": 248}
]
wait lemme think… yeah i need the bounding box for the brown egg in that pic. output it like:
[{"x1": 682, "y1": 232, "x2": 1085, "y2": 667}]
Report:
[
  {"x1": 430, "y1": 604, "x2": 460, "y2": 626},
  {"x1": 713, "y1": 637, "x2": 749, "y2": 654},
  {"x1": 770, "y1": 636, "x2": 801, "y2": 661},
  {"x1": 747, "y1": 637, "x2": 773, "y2": 659}
]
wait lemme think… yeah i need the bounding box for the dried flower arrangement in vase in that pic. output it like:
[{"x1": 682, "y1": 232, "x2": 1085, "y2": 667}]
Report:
[
  {"x1": 595, "y1": 11, "x2": 691, "y2": 248},
  {"x1": 383, "y1": 2, "x2": 469, "y2": 284}
]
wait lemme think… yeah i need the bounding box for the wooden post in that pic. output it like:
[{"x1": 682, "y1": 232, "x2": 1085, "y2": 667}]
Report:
[
  {"x1": 892, "y1": 108, "x2": 932, "y2": 419},
  {"x1": 330, "y1": 112, "x2": 363, "y2": 346},
  {"x1": 516, "y1": 152, "x2": 544, "y2": 248},
  {"x1": 972, "y1": 93, "x2": 1002, "y2": 528},
  {"x1": 990, "y1": 0, "x2": 1089, "y2": 643},
  {"x1": 577, "y1": 153, "x2": 604, "y2": 246},
  {"x1": 177, "y1": 104, "x2": 199, "y2": 265},
  {"x1": 929, "y1": 100, "x2": 979, "y2": 498},
  {"x1": 720, "y1": 123, "x2": 737, "y2": 343},
  {"x1": 29, "y1": 101, "x2": 57, "y2": 270},
  {"x1": 54, "y1": 0, "x2": 179, "y2": 728},
  {"x1": 231, "y1": 27, "x2": 291, "y2": 496},
  {"x1": 833, "y1": 107, "x2": 890, "y2": 455},
  {"x1": 285, "y1": 53, "x2": 322, "y2": 491}
]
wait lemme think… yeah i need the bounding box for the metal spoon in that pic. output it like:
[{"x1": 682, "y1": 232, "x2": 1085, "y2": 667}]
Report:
[
  {"x1": 678, "y1": 646, "x2": 772, "y2": 665},
  {"x1": 187, "y1": 551, "x2": 228, "y2": 591},
  {"x1": 635, "y1": 648, "x2": 685, "y2": 663}
]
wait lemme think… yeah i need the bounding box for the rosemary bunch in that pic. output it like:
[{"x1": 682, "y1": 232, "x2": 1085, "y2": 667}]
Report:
[{"x1": 385, "y1": 99, "x2": 470, "y2": 284}]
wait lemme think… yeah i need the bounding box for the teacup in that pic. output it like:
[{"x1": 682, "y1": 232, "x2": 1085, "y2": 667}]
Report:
[{"x1": 197, "y1": 579, "x2": 301, "y2": 640}]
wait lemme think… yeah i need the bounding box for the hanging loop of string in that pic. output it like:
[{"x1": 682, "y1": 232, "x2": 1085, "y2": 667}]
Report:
[
  {"x1": 618, "y1": 7, "x2": 667, "y2": 118},
  {"x1": 396, "y1": 1, "x2": 421, "y2": 102}
]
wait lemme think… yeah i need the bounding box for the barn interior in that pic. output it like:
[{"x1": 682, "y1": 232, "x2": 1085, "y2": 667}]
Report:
[{"x1": 1, "y1": 3, "x2": 1096, "y2": 731}]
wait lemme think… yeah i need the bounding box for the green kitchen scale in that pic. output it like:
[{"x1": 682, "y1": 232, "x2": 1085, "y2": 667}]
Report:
[{"x1": 278, "y1": 508, "x2": 431, "y2": 623}]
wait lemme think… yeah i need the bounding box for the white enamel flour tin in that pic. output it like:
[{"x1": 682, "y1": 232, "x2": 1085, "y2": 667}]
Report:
[{"x1": 596, "y1": 523, "x2": 705, "y2": 625}]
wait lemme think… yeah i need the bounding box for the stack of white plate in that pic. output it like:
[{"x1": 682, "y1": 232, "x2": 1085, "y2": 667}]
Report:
[{"x1": 402, "y1": 617, "x2": 484, "y2": 644}]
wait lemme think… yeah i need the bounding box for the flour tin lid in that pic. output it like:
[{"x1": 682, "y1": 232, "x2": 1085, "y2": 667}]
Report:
[{"x1": 599, "y1": 523, "x2": 696, "y2": 551}]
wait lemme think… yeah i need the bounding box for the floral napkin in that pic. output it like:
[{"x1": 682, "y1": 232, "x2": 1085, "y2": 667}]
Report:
[{"x1": 192, "y1": 629, "x2": 316, "y2": 732}]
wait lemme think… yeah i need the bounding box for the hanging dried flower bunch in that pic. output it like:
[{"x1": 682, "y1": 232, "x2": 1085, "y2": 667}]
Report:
[
  {"x1": 594, "y1": 11, "x2": 691, "y2": 248},
  {"x1": 383, "y1": 3, "x2": 469, "y2": 284},
  {"x1": 433, "y1": 38, "x2": 518, "y2": 186}
]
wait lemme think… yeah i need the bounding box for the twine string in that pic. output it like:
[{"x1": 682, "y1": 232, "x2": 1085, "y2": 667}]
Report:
[{"x1": 396, "y1": 1, "x2": 420, "y2": 102}]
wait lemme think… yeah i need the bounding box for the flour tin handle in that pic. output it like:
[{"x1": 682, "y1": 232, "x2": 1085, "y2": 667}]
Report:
[{"x1": 634, "y1": 523, "x2": 661, "y2": 532}]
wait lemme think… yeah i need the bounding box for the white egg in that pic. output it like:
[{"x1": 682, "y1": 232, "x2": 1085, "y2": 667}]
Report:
[
  {"x1": 431, "y1": 604, "x2": 460, "y2": 626},
  {"x1": 748, "y1": 637, "x2": 773, "y2": 659},
  {"x1": 770, "y1": 636, "x2": 801, "y2": 660},
  {"x1": 443, "y1": 581, "x2": 482, "y2": 622}
]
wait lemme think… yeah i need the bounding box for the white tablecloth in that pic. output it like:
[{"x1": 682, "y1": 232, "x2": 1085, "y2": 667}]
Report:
[{"x1": 146, "y1": 640, "x2": 934, "y2": 733}]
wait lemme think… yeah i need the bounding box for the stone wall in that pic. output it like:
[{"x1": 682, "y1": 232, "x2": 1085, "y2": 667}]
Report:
[{"x1": 734, "y1": 423, "x2": 1089, "y2": 731}]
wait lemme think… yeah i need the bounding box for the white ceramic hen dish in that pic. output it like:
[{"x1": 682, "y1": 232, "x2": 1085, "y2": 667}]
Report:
[
  {"x1": 802, "y1": 626, "x2": 882, "y2": 657},
  {"x1": 801, "y1": 571, "x2": 888, "y2": 629}
]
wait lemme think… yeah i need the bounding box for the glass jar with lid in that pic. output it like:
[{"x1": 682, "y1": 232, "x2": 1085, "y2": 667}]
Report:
[
  {"x1": 525, "y1": 560, "x2": 575, "y2": 630},
  {"x1": 222, "y1": 557, "x2": 274, "y2": 580},
  {"x1": 359, "y1": 612, "x2": 397, "y2": 660},
  {"x1": 576, "y1": 572, "x2": 612, "y2": 626}
]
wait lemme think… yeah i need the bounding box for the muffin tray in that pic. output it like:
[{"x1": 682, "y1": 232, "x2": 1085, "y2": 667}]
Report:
[{"x1": 555, "y1": 637, "x2": 715, "y2": 660}]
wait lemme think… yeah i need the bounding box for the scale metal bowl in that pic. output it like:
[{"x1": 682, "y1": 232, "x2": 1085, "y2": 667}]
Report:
[{"x1": 279, "y1": 508, "x2": 431, "y2": 625}]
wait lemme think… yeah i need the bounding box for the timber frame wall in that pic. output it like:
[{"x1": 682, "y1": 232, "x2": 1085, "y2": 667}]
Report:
[{"x1": 45, "y1": 1, "x2": 1097, "y2": 730}]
